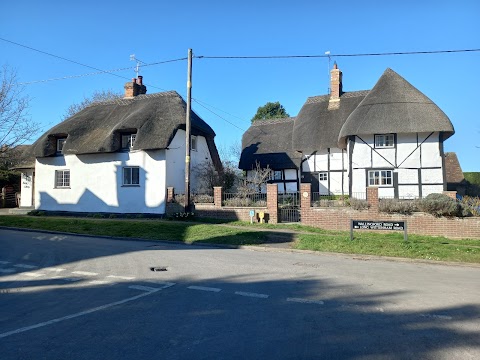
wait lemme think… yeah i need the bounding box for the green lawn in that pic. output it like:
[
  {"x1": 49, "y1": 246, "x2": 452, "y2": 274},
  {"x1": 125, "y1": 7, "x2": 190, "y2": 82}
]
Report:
[{"x1": 1, "y1": 215, "x2": 479, "y2": 264}]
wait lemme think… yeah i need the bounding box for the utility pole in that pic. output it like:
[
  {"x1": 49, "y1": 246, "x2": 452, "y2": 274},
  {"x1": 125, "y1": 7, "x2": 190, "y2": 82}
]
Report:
[{"x1": 184, "y1": 49, "x2": 193, "y2": 212}]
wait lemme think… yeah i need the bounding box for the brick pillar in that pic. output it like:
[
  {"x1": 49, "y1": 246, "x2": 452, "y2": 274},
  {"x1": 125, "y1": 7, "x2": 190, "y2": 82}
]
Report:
[
  {"x1": 267, "y1": 184, "x2": 278, "y2": 224},
  {"x1": 443, "y1": 191, "x2": 457, "y2": 200},
  {"x1": 367, "y1": 187, "x2": 379, "y2": 213},
  {"x1": 167, "y1": 187, "x2": 174, "y2": 203},
  {"x1": 300, "y1": 183, "x2": 311, "y2": 209},
  {"x1": 214, "y1": 186, "x2": 223, "y2": 208}
]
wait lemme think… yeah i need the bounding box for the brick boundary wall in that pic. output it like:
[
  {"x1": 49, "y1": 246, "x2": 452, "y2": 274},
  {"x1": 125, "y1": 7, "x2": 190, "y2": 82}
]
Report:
[{"x1": 300, "y1": 183, "x2": 480, "y2": 239}]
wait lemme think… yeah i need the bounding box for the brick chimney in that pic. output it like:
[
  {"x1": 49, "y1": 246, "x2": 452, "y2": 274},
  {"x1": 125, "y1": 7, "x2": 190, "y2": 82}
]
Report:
[
  {"x1": 328, "y1": 62, "x2": 342, "y2": 110},
  {"x1": 124, "y1": 76, "x2": 147, "y2": 98}
]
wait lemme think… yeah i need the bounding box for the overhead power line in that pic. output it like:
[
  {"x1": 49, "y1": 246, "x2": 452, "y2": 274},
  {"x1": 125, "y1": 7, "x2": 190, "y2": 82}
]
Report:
[
  {"x1": 196, "y1": 48, "x2": 480, "y2": 59},
  {"x1": 192, "y1": 99, "x2": 247, "y2": 132}
]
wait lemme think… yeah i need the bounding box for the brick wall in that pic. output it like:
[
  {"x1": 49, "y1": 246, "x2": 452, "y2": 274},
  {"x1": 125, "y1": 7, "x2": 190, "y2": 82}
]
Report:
[{"x1": 301, "y1": 183, "x2": 480, "y2": 239}]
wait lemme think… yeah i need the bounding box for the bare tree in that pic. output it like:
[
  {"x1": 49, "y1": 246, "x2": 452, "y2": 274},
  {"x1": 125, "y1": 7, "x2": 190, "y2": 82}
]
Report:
[
  {"x1": 0, "y1": 65, "x2": 39, "y2": 157},
  {"x1": 238, "y1": 161, "x2": 272, "y2": 195},
  {"x1": 62, "y1": 89, "x2": 122, "y2": 120}
]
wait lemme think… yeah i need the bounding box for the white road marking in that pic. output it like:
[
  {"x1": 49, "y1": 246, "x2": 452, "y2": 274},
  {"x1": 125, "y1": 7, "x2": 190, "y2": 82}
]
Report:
[
  {"x1": 187, "y1": 285, "x2": 222, "y2": 293},
  {"x1": 0, "y1": 288, "x2": 161, "y2": 339},
  {"x1": 286, "y1": 298, "x2": 324, "y2": 305},
  {"x1": 145, "y1": 280, "x2": 176, "y2": 289},
  {"x1": 235, "y1": 291, "x2": 269, "y2": 299},
  {"x1": 14, "y1": 264, "x2": 37, "y2": 269},
  {"x1": 0, "y1": 268, "x2": 16, "y2": 274},
  {"x1": 129, "y1": 285, "x2": 160, "y2": 292},
  {"x1": 71, "y1": 271, "x2": 98, "y2": 276},
  {"x1": 44, "y1": 268, "x2": 66, "y2": 272},
  {"x1": 89, "y1": 280, "x2": 114, "y2": 285},
  {"x1": 0, "y1": 261, "x2": 11, "y2": 265},
  {"x1": 420, "y1": 314, "x2": 453, "y2": 320},
  {"x1": 106, "y1": 275, "x2": 135, "y2": 280},
  {"x1": 23, "y1": 272, "x2": 45, "y2": 278}
]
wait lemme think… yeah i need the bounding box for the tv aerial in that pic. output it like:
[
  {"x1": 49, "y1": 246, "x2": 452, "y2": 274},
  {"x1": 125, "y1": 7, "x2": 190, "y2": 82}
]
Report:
[{"x1": 130, "y1": 54, "x2": 146, "y2": 78}]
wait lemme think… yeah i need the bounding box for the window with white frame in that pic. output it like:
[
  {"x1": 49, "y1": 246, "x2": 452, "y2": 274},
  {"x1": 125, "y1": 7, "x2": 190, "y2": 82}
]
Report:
[
  {"x1": 191, "y1": 135, "x2": 197, "y2": 151},
  {"x1": 319, "y1": 172, "x2": 328, "y2": 181},
  {"x1": 368, "y1": 170, "x2": 393, "y2": 186},
  {"x1": 55, "y1": 170, "x2": 70, "y2": 188},
  {"x1": 57, "y1": 138, "x2": 66, "y2": 154},
  {"x1": 123, "y1": 166, "x2": 140, "y2": 186},
  {"x1": 121, "y1": 133, "x2": 136, "y2": 150},
  {"x1": 374, "y1": 134, "x2": 395, "y2": 148}
]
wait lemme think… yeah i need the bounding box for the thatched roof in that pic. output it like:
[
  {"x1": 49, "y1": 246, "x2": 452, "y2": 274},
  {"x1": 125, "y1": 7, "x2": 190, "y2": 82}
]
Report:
[
  {"x1": 28, "y1": 91, "x2": 217, "y2": 157},
  {"x1": 292, "y1": 91, "x2": 368, "y2": 153},
  {"x1": 338, "y1": 68, "x2": 454, "y2": 146},
  {"x1": 239, "y1": 117, "x2": 302, "y2": 170}
]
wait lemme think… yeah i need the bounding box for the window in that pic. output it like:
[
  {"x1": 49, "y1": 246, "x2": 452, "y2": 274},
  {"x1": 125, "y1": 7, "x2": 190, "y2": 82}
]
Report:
[
  {"x1": 368, "y1": 170, "x2": 393, "y2": 186},
  {"x1": 374, "y1": 134, "x2": 395, "y2": 148},
  {"x1": 121, "y1": 134, "x2": 136, "y2": 150},
  {"x1": 57, "y1": 138, "x2": 66, "y2": 154},
  {"x1": 270, "y1": 170, "x2": 282, "y2": 181},
  {"x1": 123, "y1": 167, "x2": 139, "y2": 186},
  {"x1": 319, "y1": 172, "x2": 328, "y2": 181},
  {"x1": 55, "y1": 170, "x2": 70, "y2": 188},
  {"x1": 191, "y1": 135, "x2": 197, "y2": 151}
]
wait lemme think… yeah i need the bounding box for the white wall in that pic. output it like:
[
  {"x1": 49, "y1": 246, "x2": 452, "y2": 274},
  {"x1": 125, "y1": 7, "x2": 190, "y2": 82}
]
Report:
[
  {"x1": 20, "y1": 170, "x2": 34, "y2": 207},
  {"x1": 350, "y1": 132, "x2": 444, "y2": 197},
  {"x1": 301, "y1": 148, "x2": 348, "y2": 195},
  {"x1": 165, "y1": 129, "x2": 213, "y2": 193},
  {"x1": 35, "y1": 150, "x2": 166, "y2": 213}
]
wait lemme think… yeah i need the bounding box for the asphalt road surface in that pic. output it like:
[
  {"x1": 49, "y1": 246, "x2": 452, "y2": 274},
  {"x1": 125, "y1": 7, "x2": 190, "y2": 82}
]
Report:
[{"x1": 1, "y1": 228, "x2": 479, "y2": 359}]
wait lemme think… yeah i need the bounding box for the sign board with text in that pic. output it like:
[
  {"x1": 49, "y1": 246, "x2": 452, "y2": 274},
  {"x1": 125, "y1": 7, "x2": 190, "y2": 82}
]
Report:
[{"x1": 350, "y1": 220, "x2": 407, "y2": 241}]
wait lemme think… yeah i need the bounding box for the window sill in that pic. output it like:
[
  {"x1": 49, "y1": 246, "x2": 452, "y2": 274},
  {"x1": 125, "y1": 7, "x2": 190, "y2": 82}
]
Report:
[
  {"x1": 121, "y1": 185, "x2": 140, "y2": 187},
  {"x1": 54, "y1": 187, "x2": 71, "y2": 189}
]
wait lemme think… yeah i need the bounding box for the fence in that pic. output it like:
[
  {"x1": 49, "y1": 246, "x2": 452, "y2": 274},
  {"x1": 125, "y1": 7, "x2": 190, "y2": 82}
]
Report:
[
  {"x1": 222, "y1": 192, "x2": 267, "y2": 207},
  {"x1": 311, "y1": 192, "x2": 366, "y2": 207}
]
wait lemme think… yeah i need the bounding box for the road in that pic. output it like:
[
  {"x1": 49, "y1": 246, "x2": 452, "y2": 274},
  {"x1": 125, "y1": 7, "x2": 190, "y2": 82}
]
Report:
[{"x1": 0, "y1": 228, "x2": 479, "y2": 359}]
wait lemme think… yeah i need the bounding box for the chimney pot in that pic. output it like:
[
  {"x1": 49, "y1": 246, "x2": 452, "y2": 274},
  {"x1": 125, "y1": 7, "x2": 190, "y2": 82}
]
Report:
[{"x1": 137, "y1": 76, "x2": 143, "y2": 85}]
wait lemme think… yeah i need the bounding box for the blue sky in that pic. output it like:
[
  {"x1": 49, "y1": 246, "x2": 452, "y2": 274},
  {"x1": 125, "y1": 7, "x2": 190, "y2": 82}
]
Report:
[{"x1": 1, "y1": 0, "x2": 479, "y2": 170}]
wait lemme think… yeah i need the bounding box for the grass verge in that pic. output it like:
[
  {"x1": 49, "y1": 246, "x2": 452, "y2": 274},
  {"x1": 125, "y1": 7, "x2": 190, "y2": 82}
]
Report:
[{"x1": 1, "y1": 216, "x2": 479, "y2": 263}]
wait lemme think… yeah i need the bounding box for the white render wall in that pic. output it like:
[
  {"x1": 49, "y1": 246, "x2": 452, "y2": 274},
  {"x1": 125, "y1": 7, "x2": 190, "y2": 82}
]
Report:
[
  {"x1": 350, "y1": 132, "x2": 444, "y2": 198},
  {"x1": 20, "y1": 170, "x2": 34, "y2": 207},
  {"x1": 34, "y1": 150, "x2": 166, "y2": 213},
  {"x1": 165, "y1": 129, "x2": 214, "y2": 193}
]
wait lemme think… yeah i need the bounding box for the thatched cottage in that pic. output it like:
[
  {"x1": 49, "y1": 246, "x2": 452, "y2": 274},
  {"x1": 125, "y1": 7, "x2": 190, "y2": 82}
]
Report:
[
  {"x1": 240, "y1": 64, "x2": 455, "y2": 198},
  {"x1": 19, "y1": 77, "x2": 221, "y2": 214}
]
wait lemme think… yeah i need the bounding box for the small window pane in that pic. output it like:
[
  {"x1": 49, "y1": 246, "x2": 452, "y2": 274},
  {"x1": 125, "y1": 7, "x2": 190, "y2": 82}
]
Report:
[
  {"x1": 132, "y1": 168, "x2": 139, "y2": 185},
  {"x1": 319, "y1": 172, "x2": 328, "y2": 181},
  {"x1": 191, "y1": 136, "x2": 197, "y2": 151},
  {"x1": 123, "y1": 167, "x2": 139, "y2": 185}
]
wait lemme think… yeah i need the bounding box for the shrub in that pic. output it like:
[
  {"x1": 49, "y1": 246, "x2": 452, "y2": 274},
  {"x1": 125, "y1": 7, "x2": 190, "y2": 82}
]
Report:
[
  {"x1": 193, "y1": 194, "x2": 214, "y2": 203},
  {"x1": 93, "y1": 213, "x2": 105, "y2": 219},
  {"x1": 459, "y1": 196, "x2": 480, "y2": 217},
  {"x1": 418, "y1": 193, "x2": 468, "y2": 217},
  {"x1": 171, "y1": 212, "x2": 195, "y2": 220},
  {"x1": 379, "y1": 199, "x2": 419, "y2": 215},
  {"x1": 223, "y1": 197, "x2": 252, "y2": 207},
  {"x1": 350, "y1": 198, "x2": 369, "y2": 210},
  {"x1": 28, "y1": 210, "x2": 45, "y2": 216},
  {"x1": 108, "y1": 214, "x2": 117, "y2": 219}
]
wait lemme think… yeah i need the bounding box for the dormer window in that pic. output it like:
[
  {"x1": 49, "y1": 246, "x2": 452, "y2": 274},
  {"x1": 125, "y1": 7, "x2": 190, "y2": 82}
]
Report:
[
  {"x1": 121, "y1": 133, "x2": 136, "y2": 150},
  {"x1": 57, "y1": 138, "x2": 67, "y2": 154},
  {"x1": 375, "y1": 134, "x2": 395, "y2": 148}
]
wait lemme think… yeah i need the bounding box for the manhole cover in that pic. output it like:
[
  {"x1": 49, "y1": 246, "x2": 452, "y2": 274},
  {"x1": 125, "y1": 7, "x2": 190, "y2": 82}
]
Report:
[{"x1": 150, "y1": 267, "x2": 168, "y2": 272}]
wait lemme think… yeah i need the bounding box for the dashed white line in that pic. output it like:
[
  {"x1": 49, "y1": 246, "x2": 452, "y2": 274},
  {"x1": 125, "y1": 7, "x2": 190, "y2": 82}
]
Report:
[
  {"x1": 44, "y1": 268, "x2": 66, "y2": 272},
  {"x1": 106, "y1": 275, "x2": 135, "y2": 280},
  {"x1": 0, "y1": 268, "x2": 16, "y2": 274},
  {"x1": 145, "y1": 280, "x2": 176, "y2": 289},
  {"x1": 23, "y1": 272, "x2": 45, "y2": 278},
  {"x1": 14, "y1": 264, "x2": 37, "y2": 269},
  {"x1": 0, "y1": 288, "x2": 161, "y2": 339},
  {"x1": 71, "y1": 271, "x2": 98, "y2": 276},
  {"x1": 0, "y1": 261, "x2": 11, "y2": 265},
  {"x1": 235, "y1": 291, "x2": 269, "y2": 299},
  {"x1": 89, "y1": 280, "x2": 114, "y2": 285},
  {"x1": 129, "y1": 285, "x2": 160, "y2": 292},
  {"x1": 287, "y1": 298, "x2": 324, "y2": 305},
  {"x1": 187, "y1": 285, "x2": 222, "y2": 293}
]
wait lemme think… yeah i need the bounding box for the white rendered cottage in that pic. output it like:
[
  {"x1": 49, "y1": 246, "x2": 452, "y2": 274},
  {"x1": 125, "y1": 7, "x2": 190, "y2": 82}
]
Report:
[
  {"x1": 240, "y1": 64, "x2": 455, "y2": 198},
  {"x1": 19, "y1": 77, "x2": 222, "y2": 214}
]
